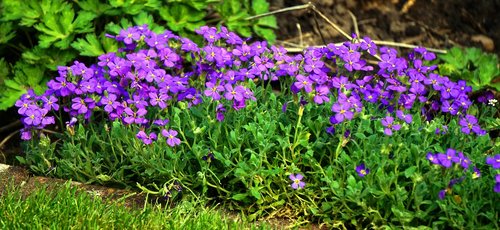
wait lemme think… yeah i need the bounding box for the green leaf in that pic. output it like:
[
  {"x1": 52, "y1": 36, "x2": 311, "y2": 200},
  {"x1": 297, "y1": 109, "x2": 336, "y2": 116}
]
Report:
[
  {"x1": 159, "y1": 3, "x2": 206, "y2": 32},
  {"x1": 2, "y1": 0, "x2": 71, "y2": 26},
  {"x1": 219, "y1": 0, "x2": 241, "y2": 16},
  {"x1": 439, "y1": 47, "x2": 467, "y2": 70},
  {"x1": 253, "y1": 25, "x2": 276, "y2": 43},
  {"x1": 464, "y1": 47, "x2": 482, "y2": 63},
  {"x1": 0, "y1": 22, "x2": 16, "y2": 44},
  {"x1": 133, "y1": 12, "x2": 166, "y2": 34},
  {"x1": 22, "y1": 46, "x2": 77, "y2": 70},
  {"x1": 75, "y1": 0, "x2": 113, "y2": 17},
  {"x1": 232, "y1": 193, "x2": 248, "y2": 201},
  {"x1": 256, "y1": 16, "x2": 278, "y2": 29},
  {"x1": 34, "y1": 7, "x2": 96, "y2": 49},
  {"x1": 0, "y1": 59, "x2": 10, "y2": 81},
  {"x1": 105, "y1": 19, "x2": 134, "y2": 35},
  {"x1": 252, "y1": 0, "x2": 270, "y2": 14},
  {"x1": 169, "y1": 0, "x2": 216, "y2": 11},
  {"x1": 477, "y1": 55, "x2": 500, "y2": 86},
  {"x1": 404, "y1": 166, "x2": 417, "y2": 178},
  {"x1": 249, "y1": 187, "x2": 261, "y2": 200},
  {"x1": 71, "y1": 33, "x2": 105, "y2": 56}
]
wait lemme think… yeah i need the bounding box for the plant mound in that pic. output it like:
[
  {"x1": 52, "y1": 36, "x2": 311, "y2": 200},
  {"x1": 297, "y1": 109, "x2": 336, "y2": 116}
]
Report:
[{"x1": 16, "y1": 25, "x2": 499, "y2": 228}]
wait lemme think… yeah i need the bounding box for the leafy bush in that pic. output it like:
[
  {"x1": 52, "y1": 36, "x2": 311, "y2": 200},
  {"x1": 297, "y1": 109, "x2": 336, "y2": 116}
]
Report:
[
  {"x1": 0, "y1": 0, "x2": 277, "y2": 110},
  {"x1": 438, "y1": 46, "x2": 500, "y2": 92},
  {"x1": 16, "y1": 25, "x2": 500, "y2": 228}
]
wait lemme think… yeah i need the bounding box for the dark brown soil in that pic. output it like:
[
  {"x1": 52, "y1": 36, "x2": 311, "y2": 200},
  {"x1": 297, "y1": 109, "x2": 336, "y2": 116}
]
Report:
[{"x1": 272, "y1": 0, "x2": 500, "y2": 56}]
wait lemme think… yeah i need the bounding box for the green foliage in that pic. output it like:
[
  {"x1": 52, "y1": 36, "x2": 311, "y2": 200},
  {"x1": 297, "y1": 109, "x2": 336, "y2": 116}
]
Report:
[
  {"x1": 21, "y1": 81, "x2": 500, "y2": 228},
  {"x1": 438, "y1": 47, "x2": 500, "y2": 92},
  {"x1": 0, "y1": 0, "x2": 277, "y2": 110}
]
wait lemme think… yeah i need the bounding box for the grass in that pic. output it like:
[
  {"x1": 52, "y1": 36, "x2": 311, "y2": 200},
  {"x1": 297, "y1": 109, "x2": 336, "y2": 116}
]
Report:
[{"x1": 0, "y1": 181, "x2": 272, "y2": 230}]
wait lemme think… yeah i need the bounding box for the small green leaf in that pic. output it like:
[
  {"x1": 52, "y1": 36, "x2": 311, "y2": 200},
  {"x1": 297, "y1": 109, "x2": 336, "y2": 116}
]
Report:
[
  {"x1": 159, "y1": 3, "x2": 206, "y2": 32},
  {"x1": 404, "y1": 166, "x2": 417, "y2": 178},
  {"x1": 133, "y1": 12, "x2": 166, "y2": 34},
  {"x1": 75, "y1": 0, "x2": 112, "y2": 17},
  {"x1": 232, "y1": 193, "x2": 248, "y2": 201},
  {"x1": 71, "y1": 33, "x2": 105, "y2": 56},
  {"x1": 252, "y1": 0, "x2": 270, "y2": 14},
  {"x1": 0, "y1": 22, "x2": 16, "y2": 44},
  {"x1": 250, "y1": 187, "x2": 261, "y2": 199}
]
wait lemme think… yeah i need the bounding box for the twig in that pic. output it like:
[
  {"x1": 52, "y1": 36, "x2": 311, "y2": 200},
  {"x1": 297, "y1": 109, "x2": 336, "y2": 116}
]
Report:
[
  {"x1": 347, "y1": 10, "x2": 360, "y2": 38},
  {"x1": 0, "y1": 129, "x2": 20, "y2": 150},
  {"x1": 247, "y1": 1, "x2": 447, "y2": 55},
  {"x1": 372, "y1": 40, "x2": 447, "y2": 54},
  {"x1": 308, "y1": 2, "x2": 353, "y2": 40},
  {"x1": 0, "y1": 120, "x2": 22, "y2": 133},
  {"x1": 245, "y1": 4, "x2": 311, "y2": 21},
  {"x1": 297, "y1": 23, "x2": 304, "y2": 47},
  {"x1": 313, "y1": 9, "x2": 327, "y2": 45}
]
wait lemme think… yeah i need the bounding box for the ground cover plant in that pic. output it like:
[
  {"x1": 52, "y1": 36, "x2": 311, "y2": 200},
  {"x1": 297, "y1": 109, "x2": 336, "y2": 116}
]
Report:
[
  {"x1": 0, "y1": 0, "x2": 277, "y2": 110},
  {"x1": 0, "y1": 181, "x2": 269, "y2": 229},
  {"x1": 15, "y1": 24, "x2": 500, "y2": 228}
]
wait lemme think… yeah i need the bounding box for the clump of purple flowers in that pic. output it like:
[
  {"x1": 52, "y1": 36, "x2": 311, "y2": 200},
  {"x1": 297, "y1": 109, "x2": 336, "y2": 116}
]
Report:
[{"x1": 426, "y1": 149, "x2": 471, "y2": 169}]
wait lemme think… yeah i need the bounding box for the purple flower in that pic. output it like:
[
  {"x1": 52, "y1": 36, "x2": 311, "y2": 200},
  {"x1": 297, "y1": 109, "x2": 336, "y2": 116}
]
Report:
[
  {"x1": 440, "y1": 100, "x2": 459, "y2": 115},
  {"x1": 356, "y1": 163, "x2": 370, "y2": 177},
  {"x1": 396, "y1": 110, "x2": 412, "y2": 124},
  {"x1": 459, "y1": 114, "x2": 484, "y2": 135},
  {"x1": 486, "y1": 155, "x2": 500, "y2": 169},
  {"x1": 289, "y1": 173, "x2": 305, "y2": 189},
  {"x1": 438, "y1": 189, "x2": 447, "y2": 200},
  {"x1": 41, "y1": 95, "x2": 59, "y2": 111},
  {"x1": 381, "y1": 116, "x2": 401, "y2": 136},
  {"x1": 361, "y1": 36, "x2": 377, "y2": 55},
  {"x1": 123, "y1": 107, "x2": 148, "y2": 125},
  {"x1": 313, "y1": 85, "x2": 330, "y2": 104},
  {"x1": 426, "y1": 152, "x2": 440, "y2": 165},
  {"x1": 293, "y1": 75, "x2": 313, "y2": 93},
  {"x1": 162, "y1": 129, "x2": 181, "y2": 147},
  {"x1": 119, "y1": 27, "x2": 141, "y2": 45},
  {"x1": 71, "y1": 97, "x2": 89, "y2": 114},
  {"x1": 100, "y1": 94, "x2": 121, "y2": 113},
  {"x1": 149, "y1": 92, "x2": 169, "y2": 109},
  {"x1": 216, "y1": 104, "x2": 226, "y2": 122},
  {"x1": 47, "y1": 76, "x2": 76, "y2": 97},
  {"x1": 414, "y1": 47, "x2": 436, "y2": 61},
  {"x1": 23, "y1": 108, "x2": 42, "y2": 126},
  {"x1": 224, "y1": 84, "x2": 245, "y2": 101},
  {"x1": 16, "y1": 99, "x2": 33, "y2": 116},
  {"x1": 136, "y1": 131, "x2": 157, "y2": 145},
  {"x1": 436, "y1": 149, "x2": 460, "y2": 168},
  {"x1": 204, "y1": 82, "x2": 224, "y2": 100},
  {"x1": 457, "y1": 152, "x2": 471, "y2": 169},
  {"x1": 331, "y1": 102, "x2": 354, "y2": 123},
  {"x1": 331, "y1": 76, "x2": 353, "y2": 91}
]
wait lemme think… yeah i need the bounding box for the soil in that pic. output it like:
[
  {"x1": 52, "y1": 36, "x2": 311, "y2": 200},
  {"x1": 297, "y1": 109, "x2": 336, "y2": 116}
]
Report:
[{"x1": 271, "y1": 0, "x2": 500, "y2": 56}]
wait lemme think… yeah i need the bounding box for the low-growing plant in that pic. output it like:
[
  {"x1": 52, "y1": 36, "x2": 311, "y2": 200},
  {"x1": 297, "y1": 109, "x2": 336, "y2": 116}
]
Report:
[
  {"x1": 438, "y1": 46, "x2": 500, "y2": 92},
  {"x1": 15, "y1": 25, "x2": 500, "y2": 228},
  {"x1": 0, "y1": 0, "x2": 277, "y2": 110}
]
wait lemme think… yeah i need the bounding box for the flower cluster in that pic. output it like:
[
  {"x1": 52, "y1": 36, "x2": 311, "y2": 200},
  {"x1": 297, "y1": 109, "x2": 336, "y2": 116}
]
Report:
[
  {"x1": 16, "y1": 23, "x2": 486, "y2": 147},
  {"x1": 426, "y1": 148, "x2": 471, "y2": 169}
]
